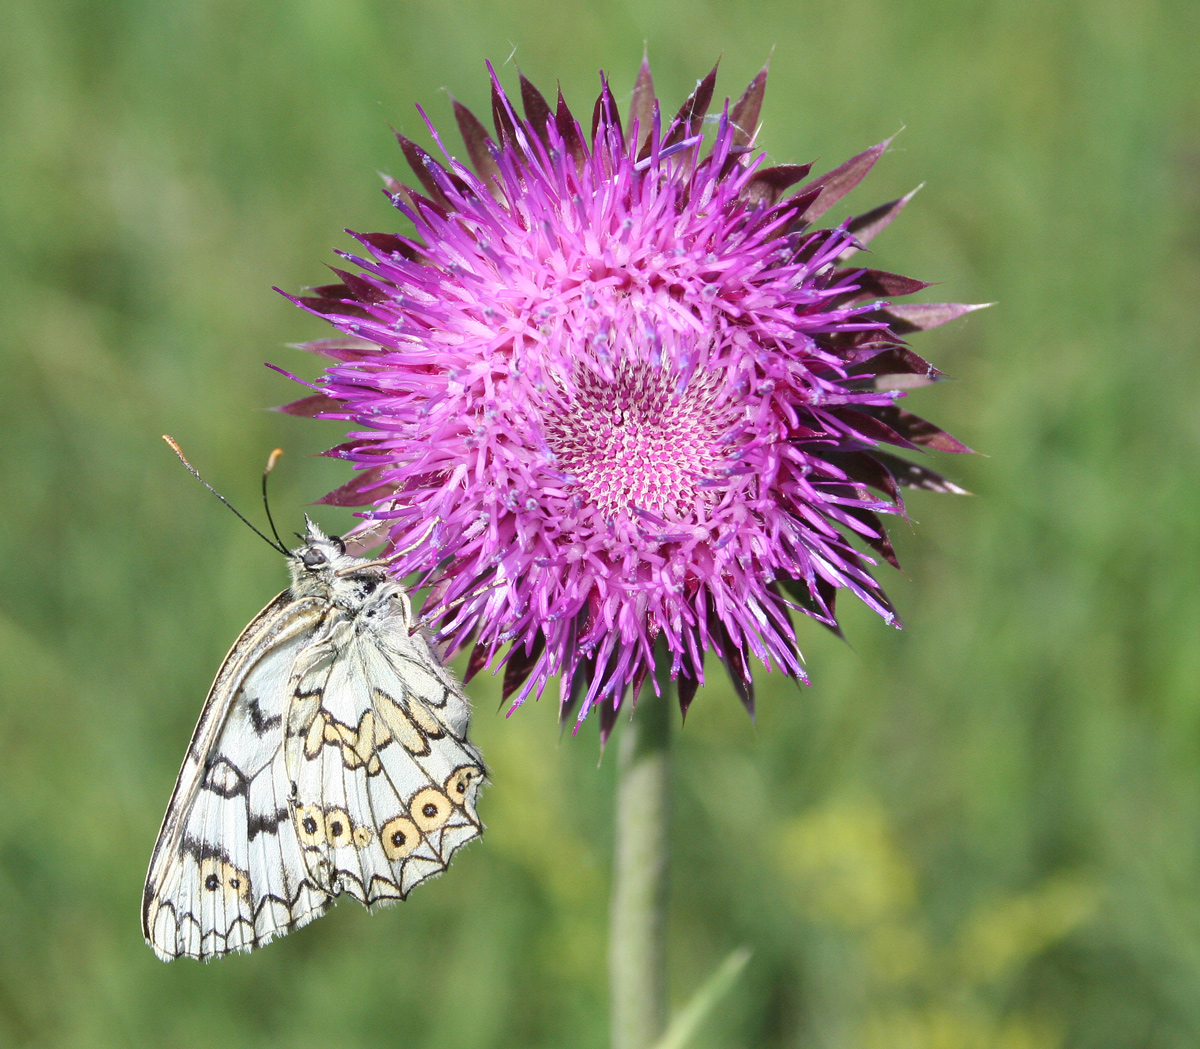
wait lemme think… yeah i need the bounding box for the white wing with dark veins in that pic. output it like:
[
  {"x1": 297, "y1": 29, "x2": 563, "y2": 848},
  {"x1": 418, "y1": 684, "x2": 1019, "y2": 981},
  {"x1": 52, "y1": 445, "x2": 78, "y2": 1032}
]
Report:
[
  {"x1": 284, "y1": 602, "x2": 485, "y2": 908},
  {"x1": 142, "y1": 594, "x2": 334, "y2": 961}
]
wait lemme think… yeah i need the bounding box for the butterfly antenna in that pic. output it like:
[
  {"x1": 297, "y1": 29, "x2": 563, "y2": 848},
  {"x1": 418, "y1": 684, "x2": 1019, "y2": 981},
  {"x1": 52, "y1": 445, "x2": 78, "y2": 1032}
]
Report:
[
  {"x1": 163, "y1": 435, "x2": 289, "y2": 554},
  {"x1": 261, "y1": 447, "x2": 287, "y2": 552}
]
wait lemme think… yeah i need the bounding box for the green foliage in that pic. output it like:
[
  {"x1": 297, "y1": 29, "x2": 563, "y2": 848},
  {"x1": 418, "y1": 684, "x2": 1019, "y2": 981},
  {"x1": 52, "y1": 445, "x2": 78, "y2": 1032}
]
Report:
[
  {"x1": 652, "y1": 947, "x2": 752, "y2": 1049},
  {"x1": 1, "y1": 0, "x2": 1198, "y2": 1045}
]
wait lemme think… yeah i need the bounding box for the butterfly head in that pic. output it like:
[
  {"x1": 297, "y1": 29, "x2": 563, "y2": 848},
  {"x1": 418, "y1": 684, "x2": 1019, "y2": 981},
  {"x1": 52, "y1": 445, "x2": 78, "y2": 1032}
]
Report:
[
  {"x1": 291, "y1": 516, "x2": 345, "y2": 564},
  {"x1": 287, "y1": 516, "x2": 380, "y2": 600}
]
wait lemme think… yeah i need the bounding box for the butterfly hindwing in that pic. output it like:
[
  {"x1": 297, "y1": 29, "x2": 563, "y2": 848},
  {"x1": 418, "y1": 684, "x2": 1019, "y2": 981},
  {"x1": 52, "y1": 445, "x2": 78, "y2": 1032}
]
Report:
[{"x1": 285, "y1": 609, "x2": 485, "y2": 907}]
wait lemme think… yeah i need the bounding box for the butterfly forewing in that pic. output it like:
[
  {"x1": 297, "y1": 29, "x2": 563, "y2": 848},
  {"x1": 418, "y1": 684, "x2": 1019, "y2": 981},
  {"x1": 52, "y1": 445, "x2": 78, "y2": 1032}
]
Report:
[
  {"x1": 143, "y1": 519, "x2": 484, "y2": 961},
  {"x1": 143, "y1": 592, "x2": 335, "y2": 959}
]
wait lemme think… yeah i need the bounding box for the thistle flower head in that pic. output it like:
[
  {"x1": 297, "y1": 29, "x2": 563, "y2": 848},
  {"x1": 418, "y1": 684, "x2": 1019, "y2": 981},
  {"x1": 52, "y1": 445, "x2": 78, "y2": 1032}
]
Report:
[{"x1": 281, "y1": 59, "x2": 977, "y2": 740}]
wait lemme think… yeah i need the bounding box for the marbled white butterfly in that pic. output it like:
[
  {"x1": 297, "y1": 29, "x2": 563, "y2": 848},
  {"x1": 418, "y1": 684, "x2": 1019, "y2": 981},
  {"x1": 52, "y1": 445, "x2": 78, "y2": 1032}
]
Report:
[{"x1": 143, "y1": 440, "x2": 484, "y2": 960}]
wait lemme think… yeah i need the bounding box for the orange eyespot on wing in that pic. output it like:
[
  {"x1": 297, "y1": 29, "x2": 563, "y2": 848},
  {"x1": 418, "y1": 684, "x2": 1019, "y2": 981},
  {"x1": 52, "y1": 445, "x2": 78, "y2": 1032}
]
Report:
[
  {"x1": 296, "y1": 805, "x2": 326, "y2": 847},
  {"x1": 410, "y1": 788, "x2": 453, "y2": 833},
  {"x1": 445, "y1": 765, "x2": 484, "y2": 806},
  {"x1": 199, "y1": 857, "x2": 252, "y2": 906},
  {"x1": 380, "y1": 816, "x2": 421, "y2": 861},
  {"x1": 324, "y1": 808, "x2": 353, "y2": 848}
]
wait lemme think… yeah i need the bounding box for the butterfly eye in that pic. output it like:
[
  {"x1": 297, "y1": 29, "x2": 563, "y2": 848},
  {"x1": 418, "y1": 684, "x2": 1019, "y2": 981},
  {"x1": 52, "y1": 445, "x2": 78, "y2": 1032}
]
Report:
[{"x1": 301, "y1": 548, "x2": 327, "y2": 569}]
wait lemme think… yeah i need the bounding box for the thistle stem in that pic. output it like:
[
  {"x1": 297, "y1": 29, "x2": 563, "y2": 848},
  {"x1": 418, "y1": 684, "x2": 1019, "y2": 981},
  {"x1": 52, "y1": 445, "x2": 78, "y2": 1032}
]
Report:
[{"x1": 610, "y1": 673, "x2": 672, "y2": 1049}]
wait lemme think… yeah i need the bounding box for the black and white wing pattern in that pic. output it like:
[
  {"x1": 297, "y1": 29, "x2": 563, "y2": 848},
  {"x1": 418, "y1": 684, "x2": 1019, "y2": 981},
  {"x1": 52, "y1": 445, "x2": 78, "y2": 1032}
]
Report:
[
  {"x1": 284, "y1": 610, "x2": 485, "y2": 907},
  {"x1": 143, "y1": 518, "x2": 485, "y2": 962},
  {"x1": 142, "y1": 593, "x2": 335, "y2": 960}
]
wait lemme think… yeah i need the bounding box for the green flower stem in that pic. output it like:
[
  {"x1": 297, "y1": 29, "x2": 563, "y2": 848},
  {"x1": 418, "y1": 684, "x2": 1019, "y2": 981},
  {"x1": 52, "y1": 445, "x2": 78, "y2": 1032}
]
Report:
[{"x1": 610, "y1": 673, "x2": 672, "y2": 1049}]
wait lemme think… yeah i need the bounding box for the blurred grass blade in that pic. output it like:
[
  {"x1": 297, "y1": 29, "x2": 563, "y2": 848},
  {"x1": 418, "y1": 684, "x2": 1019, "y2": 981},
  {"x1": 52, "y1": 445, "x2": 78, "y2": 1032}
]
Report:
[{"x1": 649, "y1": 947, "x2": 752, "y2": 1049}]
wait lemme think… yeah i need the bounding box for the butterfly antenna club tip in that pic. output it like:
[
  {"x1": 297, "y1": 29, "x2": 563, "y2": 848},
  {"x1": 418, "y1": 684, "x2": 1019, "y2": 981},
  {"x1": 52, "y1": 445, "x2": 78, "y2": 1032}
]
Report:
[
  {"x1": 262, "y1": 448, "x2": 287, "y2": 551},
  {"x1": 162, "y1": 434, "x2": 289, "y2": 554}
]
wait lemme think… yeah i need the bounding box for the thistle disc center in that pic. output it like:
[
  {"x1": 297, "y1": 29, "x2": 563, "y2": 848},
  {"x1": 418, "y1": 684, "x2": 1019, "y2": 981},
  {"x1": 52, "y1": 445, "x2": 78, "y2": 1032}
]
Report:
[{"x1": 543, "y1": 360, "x2": 727, "y2": 521}]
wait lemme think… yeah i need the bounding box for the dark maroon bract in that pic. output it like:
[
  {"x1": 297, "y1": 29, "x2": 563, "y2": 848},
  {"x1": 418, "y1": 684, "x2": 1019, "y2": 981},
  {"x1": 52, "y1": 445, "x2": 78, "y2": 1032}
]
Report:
[{"x1": 280, "y1": 59, "x2": 978, "y2": 740}]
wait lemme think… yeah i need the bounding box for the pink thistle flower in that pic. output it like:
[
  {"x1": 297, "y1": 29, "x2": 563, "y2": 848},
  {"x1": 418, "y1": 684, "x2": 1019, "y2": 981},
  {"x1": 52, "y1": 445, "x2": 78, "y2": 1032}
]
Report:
[{"x1": 279, "y1": 59, "x2": 979, "y2": 740}]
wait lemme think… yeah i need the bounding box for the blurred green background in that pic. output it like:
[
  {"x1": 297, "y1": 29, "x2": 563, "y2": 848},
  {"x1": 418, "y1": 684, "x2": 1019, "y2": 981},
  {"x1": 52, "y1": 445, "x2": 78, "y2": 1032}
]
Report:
[{"x1": 2, "y1": 0, "x2": 1198, "y2": 1045}]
